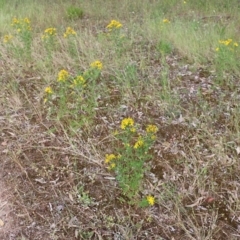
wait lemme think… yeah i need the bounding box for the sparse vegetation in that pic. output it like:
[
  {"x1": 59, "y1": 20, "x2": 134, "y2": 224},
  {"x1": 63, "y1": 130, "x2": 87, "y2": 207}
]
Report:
[{"x1": 0, "y1": 0, "x2": 240, "y2": 239}]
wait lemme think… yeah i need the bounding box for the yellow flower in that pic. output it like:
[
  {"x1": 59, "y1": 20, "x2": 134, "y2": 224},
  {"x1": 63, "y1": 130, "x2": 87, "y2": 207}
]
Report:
[
  {"x1": 3, "y1": 34, "x2": 13, "y2": 43},
  {"x1": 151, "y1": 135, "x2": 157, "y2": 140},
  {"x1": 64, "y1": 27, "x2": 77, "y2": 38},
  {"x1": 130, "y1": 127, "x2": 136, "y2": 133},
  {"x1": 90, "y1": 60, "x2": 103, "y2": 70},
  {"x1": 106, "y1": 20, "x2": 123, "y2": 29},
  {"x1": 23, "y1": 18, "x2": 30, "y2": 24},
  {"x1": 11, "y1": 17, "x2": 20, "y2": 25},
  {"x1": 105, "y1": 154, "x2": 116, "y2": 164},
  {"x1": 57, "y1": 69, "x2": 69, "y2": 82},
  {"x1": 163, "y1": 19, "x2": 170, "y2": 24},
  {"x1": 219, "y1": 39, "x2": 232, "y2": 46},
  {"x1": 108, "y1": 163, "x2": 116, "y2": 170},
  {"x1": 146, "y1": 195, "x2": 155, "y2": 206},
  {"x1": 45, "y1": 27, "x2": 56, "y2": 35},
  {"x1": 42, "y1": 27, "x2": 57, "y2": 39},
  {"x1": 72, "y1": 75, "x2": 86, "y2": 87},
  {"x1": 44, "y1": 86, "x2": 53, "y2": 94},
  {"x1": 234, "y1": 42, "x2": 238, "y2": 47},
  {"x1": 215, "y1": 47, "x2": 219, "y2": 51},
  {"x1": 121, "y1": 117, "x2": 134, "y2": 130},
  {"x1": 146, "y1": 124, "x2": 158, "y2": 134},
  {"x1": 113, "y1": 130, "x2": 119, "y2": 136},
  {"x1": 134, "y1": 137, "x2": 144, "y2": 149},
  {"x1": 11, "y1": 17, "x2": 31, "y2": 31},
  {"x1": 225, "y1": 39, "x2": 232, "y2": 45}
]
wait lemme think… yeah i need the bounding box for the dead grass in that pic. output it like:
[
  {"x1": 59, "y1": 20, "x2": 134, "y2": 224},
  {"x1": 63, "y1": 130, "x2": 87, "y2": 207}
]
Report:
[{"x1": 0, "y1": 0, "x2": 240, "y2": 239}]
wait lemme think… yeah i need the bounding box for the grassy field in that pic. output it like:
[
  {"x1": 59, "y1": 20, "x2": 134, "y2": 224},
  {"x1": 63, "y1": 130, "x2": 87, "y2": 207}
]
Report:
[{"x1": 0, "y1": 0, "x2": 240, "y2": 239}]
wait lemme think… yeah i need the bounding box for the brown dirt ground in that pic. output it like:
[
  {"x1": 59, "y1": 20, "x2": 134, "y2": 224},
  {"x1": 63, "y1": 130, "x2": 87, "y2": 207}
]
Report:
[{"x1": 0, "y1": 170, "x2": 15, "y2": 239}]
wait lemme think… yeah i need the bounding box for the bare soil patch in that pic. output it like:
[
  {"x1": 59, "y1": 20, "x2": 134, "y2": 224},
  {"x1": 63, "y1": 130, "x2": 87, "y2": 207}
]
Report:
[{"x1": 0, "y1": 169, "x2": 15, "y2": 239}]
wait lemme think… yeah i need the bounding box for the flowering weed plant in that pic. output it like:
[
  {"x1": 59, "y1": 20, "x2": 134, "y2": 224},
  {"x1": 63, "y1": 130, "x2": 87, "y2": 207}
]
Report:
[
  {"x1": 42, "y1": 27, "x2": 57, "y2": 60},
  {"x1": 3, "y1": 34, "x2": 13, "y2": 44},
  {"x1": 44, "y1": 61, "x2": 103, "y2": 131},
  {"x1": 63, "y1": 27, "x2": 78, "y2": 57},
  {"x1": 106, "y1": 20, "x2": 123, "y2": 31},
  {"x1": 10, "y1": 17, "x2": 32, "y2": 58},
  {"x1": 105, "y1": 118, "x2": 158, "y2": 205},
  {"x1": 215, "y1": 38, "x2": 239, "y2": 82},
  {"x1": 105, "y1": 19, "x2": 126, "y2": 55}
]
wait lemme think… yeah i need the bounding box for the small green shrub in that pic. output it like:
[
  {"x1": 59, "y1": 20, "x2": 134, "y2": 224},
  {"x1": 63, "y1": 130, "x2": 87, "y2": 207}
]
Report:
[{"x1": 66, "y1": 6, "x2": 84, "y2": 20}]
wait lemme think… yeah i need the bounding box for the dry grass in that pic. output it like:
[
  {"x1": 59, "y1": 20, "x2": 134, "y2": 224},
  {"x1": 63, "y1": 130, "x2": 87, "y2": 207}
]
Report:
[{"x1": 0, "y1": 0, "x2": 240, "y2": 239}]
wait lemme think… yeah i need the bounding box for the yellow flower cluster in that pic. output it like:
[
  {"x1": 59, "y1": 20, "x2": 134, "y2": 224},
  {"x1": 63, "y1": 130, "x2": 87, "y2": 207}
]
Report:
[
  {"x1": 121, "y1": 117, "x2": 134, "y2": 130},
  {"x1": 44, "y1": 86, "x2": 53, "y2": 103},
  {"x1": 105, "y1": 154, "x2": 118, "y2": 170},
  {"x1": 42, "y1": 27, "x2": 57, "y2": 40},
  {"x1": 163, "y1": 19, "x2": 170, "y2": 24},
  {"x1": 11, "y1": 17, "x2": 20, "y2": 25},
  {"x1": 146, "y1": 124, "x2": 158, "y2": 140},
  {"x1": 44, "y1": 28, "x2": 57, "y2": 35},
  {"x1": 134, "y1": 137, "x2": 144, "y2": 149},
  {"x1": 72, "y1": 75, "x2": 86, "y2": 87},
  {"x1": 105, "y1": 154, "x2": 116, "y2": 164},
  {"x1": 90, "y1": 60, "x2": 103, "y2": 70},
  {"x1": 11, "y1": 17, "x2": 30, "y2": 25},
  {"x1": 45, "y1": 86, "x2": 53, "y2": 94},
  {"x1": 64, "y1": 27, "x2": 77, "y2": 38},
  {"x1": 146, "y1": 124, "x2": 158, "y2": 134},
  {"x1": 219, "y1": 39, "x2": 233, "y2": 46},
  {"x1": 11, "y1": 17, "x2": 31, "y2": 32},
  {"x1": 146, "y1": 195, "x2": 155, "y2": 206},
  {"x1": 106, "y1": 20, "x2": 123, "y2": 30},
  {"x1": 216, "y1": 38, "x2": 238, "y2": 51},
  {"x1": 3, "y1": 34, "x2": 13, "y2": 43},
  {"x1": 57, "y1": 69, "x2": 69, "y2": 82},
  {"x1": 24, "y1": 18, "x2": 30, "y2": 24}
]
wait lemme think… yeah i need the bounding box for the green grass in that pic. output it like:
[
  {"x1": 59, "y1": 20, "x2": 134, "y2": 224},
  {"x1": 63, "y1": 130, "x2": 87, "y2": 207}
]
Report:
[{"x1": 0, "y1": 0, "x2": 240, "y2": 239}]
